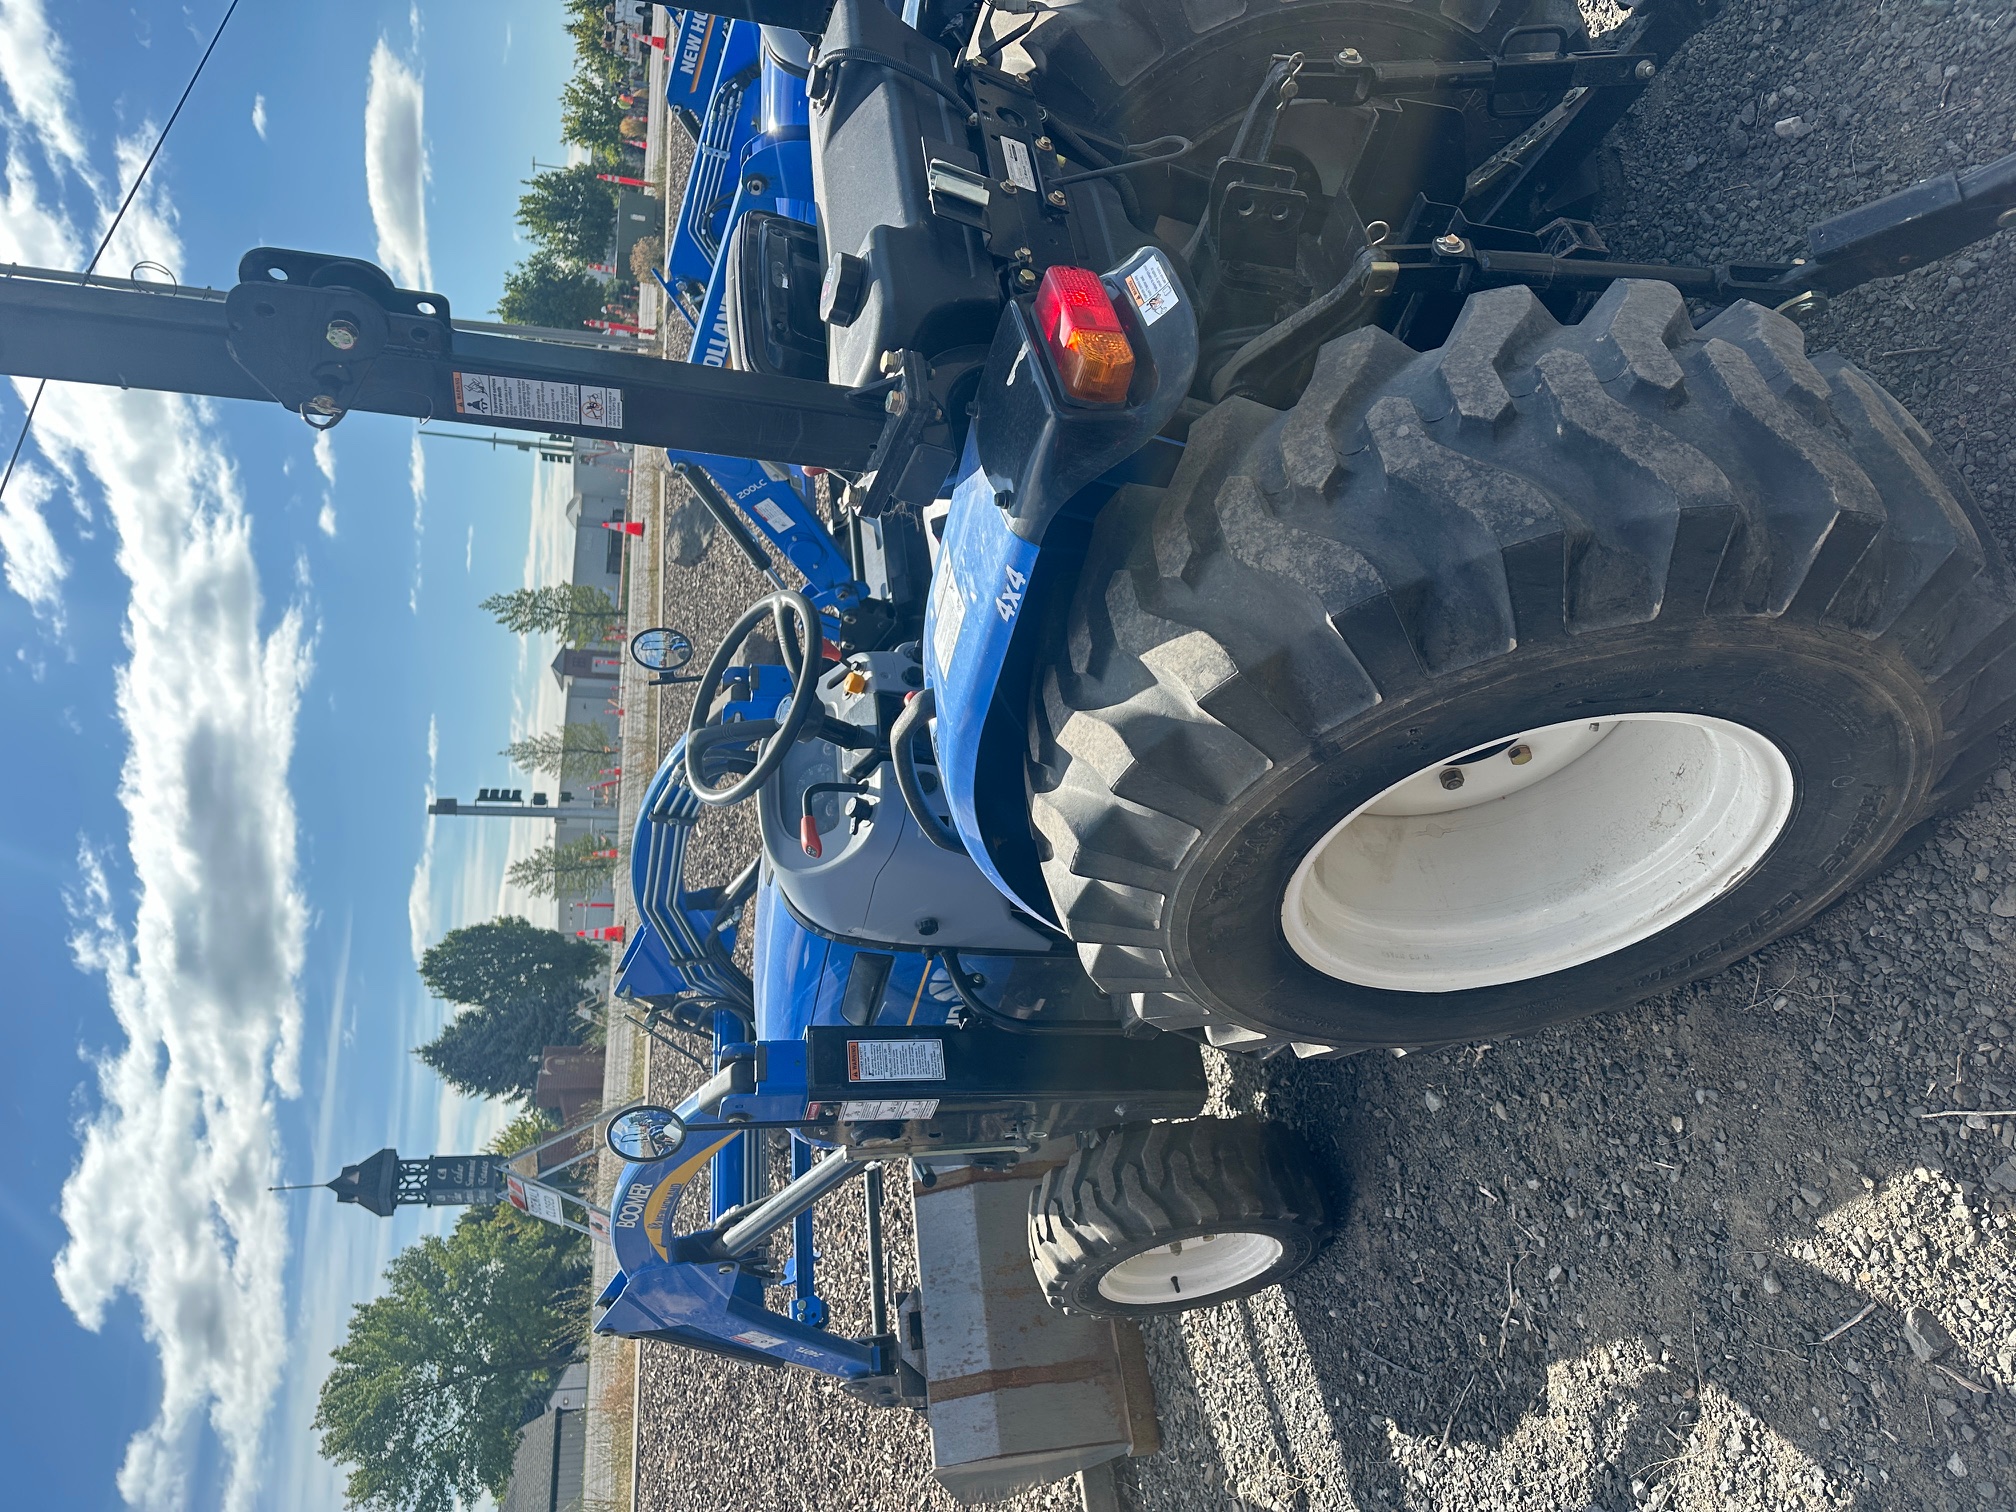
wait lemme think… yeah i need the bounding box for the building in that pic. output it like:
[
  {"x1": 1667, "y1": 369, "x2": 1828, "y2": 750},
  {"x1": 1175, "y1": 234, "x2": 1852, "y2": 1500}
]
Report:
[
  {"x1": 500, "y1": 1364, "x2": 589, "y2": 1512},
  {"x1": 533, "y1": 1045, "x2": 608, "y2": 1124}
]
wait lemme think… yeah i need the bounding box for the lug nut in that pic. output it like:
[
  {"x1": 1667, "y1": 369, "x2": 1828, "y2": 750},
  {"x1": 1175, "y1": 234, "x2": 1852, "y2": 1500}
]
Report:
[
  {"x1": 1634, "y1": 59, "x2": 1657, "y2": 81},
  {"x1": 1439, "y1": 767, "x2": 1465, "y2": 791},
  {"x1": 324, "y1": 318, "x2": 359, "y2": 351},
  {"x1": 1016, "y1": 267, "x2": 1039, "y2": 286},
  {"x1": 1508, "y1": 744, "x2": 1533, "y2": 766}
]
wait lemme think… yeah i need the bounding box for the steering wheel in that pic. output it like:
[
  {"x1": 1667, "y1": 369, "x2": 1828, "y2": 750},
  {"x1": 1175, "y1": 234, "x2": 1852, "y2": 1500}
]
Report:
[{"x1": 684, "y1": 590, "x2": 825, "y2": 807}]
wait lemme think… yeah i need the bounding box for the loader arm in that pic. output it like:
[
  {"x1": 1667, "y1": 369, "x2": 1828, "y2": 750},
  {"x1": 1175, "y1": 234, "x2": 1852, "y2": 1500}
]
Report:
[{"x1": 0, "y1": 252, "x2": 907, "y2": 470}]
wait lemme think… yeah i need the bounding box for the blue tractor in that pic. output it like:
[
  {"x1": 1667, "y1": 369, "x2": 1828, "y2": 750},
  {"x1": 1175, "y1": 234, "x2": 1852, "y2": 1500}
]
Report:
[
  {"x1": 5, "y1": 0, "x2": 2016, "y2": 1480},
  {"x1": 581, "y1": 0, "x2": 2016, "y2": 1415}
]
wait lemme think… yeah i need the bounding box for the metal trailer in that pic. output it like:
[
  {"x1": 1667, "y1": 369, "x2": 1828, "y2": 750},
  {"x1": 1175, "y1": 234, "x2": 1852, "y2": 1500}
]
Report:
[{"x1": 4, "y1": 0, "x2": 2016, "y2": 1495}]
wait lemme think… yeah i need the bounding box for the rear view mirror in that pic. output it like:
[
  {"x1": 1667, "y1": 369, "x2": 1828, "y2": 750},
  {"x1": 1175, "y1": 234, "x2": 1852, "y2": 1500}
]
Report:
[
  {"x1": 606, "y1": 1105, "x2": 688, "y2": 1163},
  {"x1": 630, "y1": 626, "x2": 695, "y2": 673}
]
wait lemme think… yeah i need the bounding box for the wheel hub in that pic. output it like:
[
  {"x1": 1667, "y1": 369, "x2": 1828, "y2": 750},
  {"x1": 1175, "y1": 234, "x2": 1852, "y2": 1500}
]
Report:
[
  {"x1": 1096, "y1": 1230, "x2": 1286, "y2": 1305},
  {"x1": 1280, "y1": 713, "x2": 1796, "y2": 992}
]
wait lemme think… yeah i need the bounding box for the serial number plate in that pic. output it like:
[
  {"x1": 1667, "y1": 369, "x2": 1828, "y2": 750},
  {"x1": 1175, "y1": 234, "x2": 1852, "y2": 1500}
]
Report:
[{"x1": 846, "y1": 1038, "x2": 947, "y2": 1082}]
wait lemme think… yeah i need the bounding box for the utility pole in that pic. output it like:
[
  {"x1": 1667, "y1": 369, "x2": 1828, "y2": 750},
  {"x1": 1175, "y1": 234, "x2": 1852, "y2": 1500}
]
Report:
[
  {"x1": 418, "y1": 427, "x2": 573, "y2": 462},
  {"x1": 428, "y1": 789, "x2": 613, "y2": 822}
]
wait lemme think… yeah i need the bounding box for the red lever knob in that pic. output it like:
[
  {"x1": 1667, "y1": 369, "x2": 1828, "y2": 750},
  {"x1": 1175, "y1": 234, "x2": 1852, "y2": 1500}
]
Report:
[{"x1": 799, "y1": 815, "x2": 823, "y2": 859}]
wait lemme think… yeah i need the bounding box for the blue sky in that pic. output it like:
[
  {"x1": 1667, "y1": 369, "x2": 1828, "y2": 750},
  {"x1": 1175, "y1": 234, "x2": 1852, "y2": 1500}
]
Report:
[{"x1": 0, "y1": 3, "x2": 592, "y2": 1508}]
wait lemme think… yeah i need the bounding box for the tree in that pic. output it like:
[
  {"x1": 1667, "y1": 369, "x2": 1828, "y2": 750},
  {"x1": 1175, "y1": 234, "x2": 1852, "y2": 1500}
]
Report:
[
  {"x1": 516, "y1": 163, "x2": 619, "y2": 266},
  {"x1": 417, "y1": 999, "x2": 584, "y2": 1100},
  {"x1": 560, "y1": 69, "x2": 628, "y2": 169},
  {"x1": 507, "y1": 833, "x2": 618, "y2": 900},
  {"x1": 496, "y1": 251, "x2": 606, "y2": 330},
  {"x1": 490, "y1": 1106, "x2": 560, "y2": 1160},
  {"x1": 418, "y1": 916, "x2": 603, "y2": 1012},
  {"x1": 562, "y1": 0, "x2": 626, "y2": 90},
  {"x1": 628, "y1": 233, "x2": 664, "y2": 285},
  {"x1": 314, "y1": 1202, "x2": 590, "y2": 1512},
  {"x1": 503, "y1": 722, "x2": 617, "y2": 784},
  {"x1": 415, "y1": 917, "x2": 601, "y2": 1101},
  {"x1": 480, "y1": 583, "x2": 621, "y2": 646}
]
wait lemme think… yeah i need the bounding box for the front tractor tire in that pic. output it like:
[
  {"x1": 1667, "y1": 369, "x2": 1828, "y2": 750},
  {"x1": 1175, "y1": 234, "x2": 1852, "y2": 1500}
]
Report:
[
  {"x1": 1028, "y1": 1118, "x2": 1330, "y2": 1317},
  {"x1": 1030, "y1": 281, "x2": 2016, "y2": 1055}
]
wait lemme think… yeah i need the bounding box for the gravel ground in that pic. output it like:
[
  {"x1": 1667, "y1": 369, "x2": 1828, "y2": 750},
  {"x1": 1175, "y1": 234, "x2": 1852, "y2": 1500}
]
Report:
[{"x1": 633, "y1": 2, "x2": 2016, "y2": 1507}]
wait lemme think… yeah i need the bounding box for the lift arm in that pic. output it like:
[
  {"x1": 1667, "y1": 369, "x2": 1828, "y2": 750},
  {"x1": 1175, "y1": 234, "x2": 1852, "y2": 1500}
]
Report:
[{"x1": 0, "y1": 248, "x2": 895, "y2": 470}]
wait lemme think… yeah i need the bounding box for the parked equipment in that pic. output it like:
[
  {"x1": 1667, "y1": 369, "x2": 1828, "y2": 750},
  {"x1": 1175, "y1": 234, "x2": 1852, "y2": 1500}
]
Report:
[{"x1": 4, "y1": 0, "x2": 2015, "y2": 1496}]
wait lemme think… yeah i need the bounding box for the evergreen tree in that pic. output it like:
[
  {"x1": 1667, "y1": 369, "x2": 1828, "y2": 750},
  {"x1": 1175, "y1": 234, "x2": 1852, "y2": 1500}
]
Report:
[
  {"x1": 479, "y1": 583, "x2": 620, "y2": 646},
  {"x1": 313, "y1": 1202, "x2": 589, "y2": 1512},
  {"x1": 414, "y1": 917, "x2": 600, "y2": 1101},
  {"x1": 415, "y1": 1000, "x2": 583, "y2": 1101},
  {"x1": 516, "y1": 164, "x2": 620, "y2": 266},
  {"x1": 496, "y1": 251, "x2": 606, "y2": 330},
  {"x1": 502, "y1": 722, "x2": 617, "y2": 784},
  {"x1": 418, "y1": 916, "x2": 603, "y2": 1011},
  {"x1": 507, "y1": 833, "x2": 618, "y2": 901}
]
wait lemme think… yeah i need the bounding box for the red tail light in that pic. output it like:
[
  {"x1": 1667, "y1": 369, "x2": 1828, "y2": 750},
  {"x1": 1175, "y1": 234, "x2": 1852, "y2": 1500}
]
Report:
[{"x1": 1034, "y1": 265, "x2": 1135, "y2": 405}]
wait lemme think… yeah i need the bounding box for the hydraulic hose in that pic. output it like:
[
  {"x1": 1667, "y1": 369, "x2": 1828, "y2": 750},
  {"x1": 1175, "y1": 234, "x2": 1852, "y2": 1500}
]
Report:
[{"x1": 888, "y1": 688, "x2": 967, "y2": 853}]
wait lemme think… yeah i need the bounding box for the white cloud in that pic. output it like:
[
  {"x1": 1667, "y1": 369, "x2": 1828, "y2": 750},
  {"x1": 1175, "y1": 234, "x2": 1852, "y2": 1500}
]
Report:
[
  {"x1": 0, "y1": 0, "x2": 92, "y2": 175},
  {"x1": 0, "y1": 13, "x2": 307, "y2": 1510},
  {"x1": 0, "y1": 460, "x2": 69, "y2": 619},
  {"x1": 250, "y1": 93, "x2": 266, "y2": 141},
  {"x1": 362, "y1": 41, "x2": 430, "y2": 289},
  {"x1": 310, "y1": 428, "x2": 335, "y2": 487},
  {"x1": 316, "y1": 498, "x2": 336, "y2": 537}
]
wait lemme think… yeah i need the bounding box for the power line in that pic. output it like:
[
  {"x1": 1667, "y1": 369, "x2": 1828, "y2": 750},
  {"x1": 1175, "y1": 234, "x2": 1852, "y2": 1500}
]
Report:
[{"x1": 0, "y1": 0, "x2": 244, "y2": 506}]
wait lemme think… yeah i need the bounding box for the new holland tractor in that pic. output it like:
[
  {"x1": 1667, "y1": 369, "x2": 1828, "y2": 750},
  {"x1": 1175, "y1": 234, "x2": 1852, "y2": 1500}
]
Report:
[{"x1": 5, "y1": 0, "x2": 2015, "y2": 1486}]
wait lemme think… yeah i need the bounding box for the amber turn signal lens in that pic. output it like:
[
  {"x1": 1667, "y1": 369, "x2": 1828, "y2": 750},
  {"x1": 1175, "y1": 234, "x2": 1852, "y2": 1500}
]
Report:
[{"x1": 1033, "y1": 265, "x2": 1135, "y2": 405}]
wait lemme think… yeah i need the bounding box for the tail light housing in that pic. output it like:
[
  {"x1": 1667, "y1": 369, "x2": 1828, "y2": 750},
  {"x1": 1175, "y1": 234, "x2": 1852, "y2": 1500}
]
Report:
[{"x1": 1033, "y1": 265, "x2": 1135, "y2": 405}]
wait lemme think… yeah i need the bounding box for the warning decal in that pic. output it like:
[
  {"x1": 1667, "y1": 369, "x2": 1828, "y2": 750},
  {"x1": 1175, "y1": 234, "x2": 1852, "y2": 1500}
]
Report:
[
  {"x1": 846, "y1": 1038, "x2": 947, "y2": 1083},
  {"x1": 839, "y1": 1099, "x2": 941, "y2": 1121},
  {"x1": 453, "y1": 372, "x2": 625, "y2": 429},
  {"x1": 1124, "y1": 255, "x2": 1181, "y2": 326}
]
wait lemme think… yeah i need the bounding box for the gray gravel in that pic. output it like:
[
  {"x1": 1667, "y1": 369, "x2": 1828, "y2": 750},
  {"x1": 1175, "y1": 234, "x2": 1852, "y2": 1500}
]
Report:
[{"x1": 633, "y1": 2, "x2": 2016, "y2": 1507}]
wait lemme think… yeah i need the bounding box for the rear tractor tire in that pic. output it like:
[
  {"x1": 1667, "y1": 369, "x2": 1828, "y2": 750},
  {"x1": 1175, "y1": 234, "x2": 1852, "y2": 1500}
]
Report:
[
  {"x1": 1030, "y1": 281, "x2": 2016, "y2": 1055},
  {"x1": 1028, "y1": 1118, "x2": 1330, "y2": 1317}
]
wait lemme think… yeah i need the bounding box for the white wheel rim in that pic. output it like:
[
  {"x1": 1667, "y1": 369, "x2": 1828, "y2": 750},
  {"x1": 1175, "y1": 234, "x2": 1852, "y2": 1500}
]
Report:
[
  {"x1": 1096, "y1": 1231, "x2": 1285, "y2": 1305},
  {"x1": 1280, "y1": 714, "x2": 1796, "y2": 992}
]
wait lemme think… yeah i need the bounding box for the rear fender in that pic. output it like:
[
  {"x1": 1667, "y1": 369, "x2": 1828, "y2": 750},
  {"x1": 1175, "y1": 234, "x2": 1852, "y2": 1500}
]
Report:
[{"x1": 926, "y1": 248, "x2": 1195, "y2": 918}]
